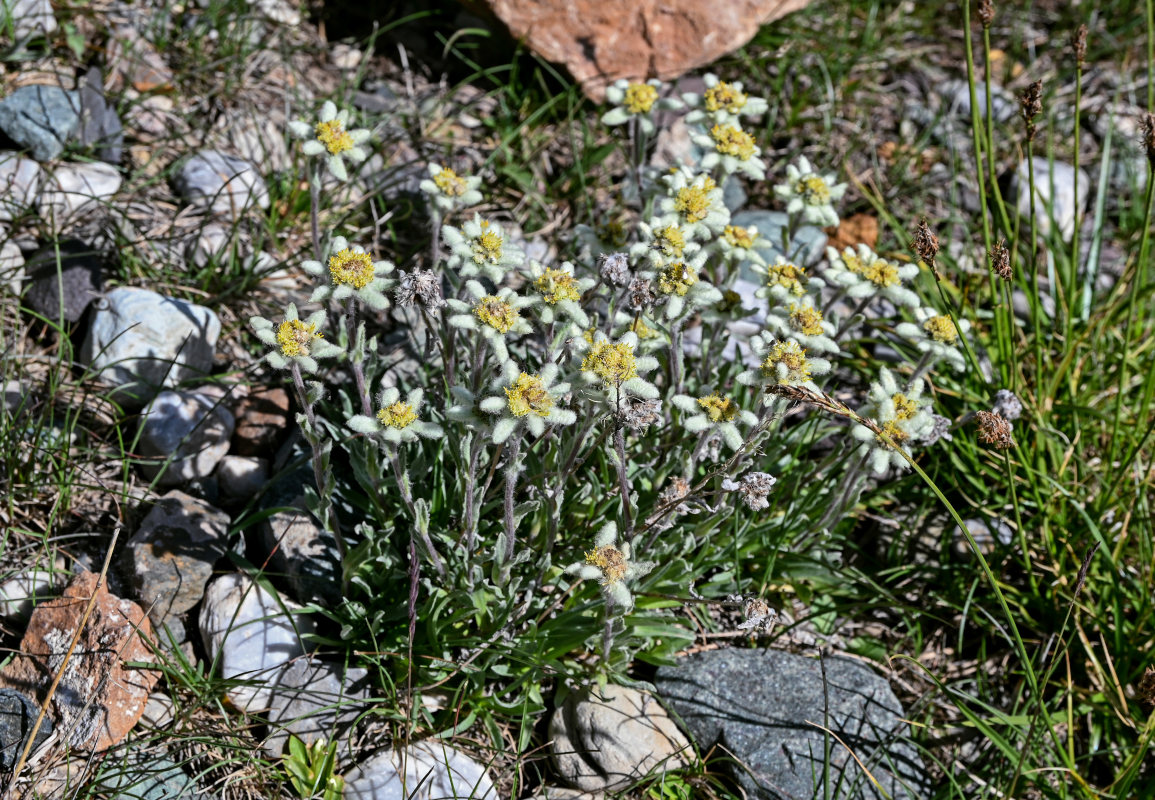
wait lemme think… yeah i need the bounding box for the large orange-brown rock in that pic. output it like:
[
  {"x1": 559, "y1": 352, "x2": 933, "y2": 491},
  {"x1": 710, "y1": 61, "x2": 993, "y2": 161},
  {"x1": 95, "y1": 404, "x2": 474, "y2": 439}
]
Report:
[
  {"x1": 475, "y1": 0, "x2": 813, "y2": 101},
  {"x1": 0, "y1": 571, "x2": 159, "y2": 751}
]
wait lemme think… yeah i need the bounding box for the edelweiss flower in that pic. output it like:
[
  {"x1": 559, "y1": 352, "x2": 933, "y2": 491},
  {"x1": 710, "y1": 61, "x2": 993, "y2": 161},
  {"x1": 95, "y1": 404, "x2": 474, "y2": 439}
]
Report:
[
  {"x1": 773, "y1": 156, "x2": 847, "y2": 227},
  {"x1": 894, "y1": 306, "x2": 970, "y2": 371},
  {"x1": 824, "y1": 244, "x2": 921, "y2": 308},
  {"x1": 347, "y1": 385, "x2": 442, "y2": 446},
  {"x1": 419, "y1": 164, "x2": 483, "y2": 214},
  {"x1": 287, "y1": 100, "x2": 370, "y2": 181},
  {"x1": 671, "y1": 392, "x2": 757, "y2": 452},
  {"x1": 656, "y1": 169, "x2": 730, "y2": 241},
  {"x1": 764, "y1": 293, "x2": 839, "y2": 354},
  {"x1": 477, "y1": 360, "x2": 576, "y2": 444},
  {"x1": 751, "y1": 255, "x2": 821, "y2": 304},
  {"x1": 301, "y1": 235, "x2": 394, "y2": 310},
  {"x1": 640, "y1": 250, "x2": 721, "y2": 320},
  {"x1": 576, "y1": 331, "x2": 660, "y2": 401},
  {"x1": 851, "y1": 367, "x2": 935, "y2": 474},
  {"x1": 446, "y1": 280, "x2": 536, "y2": 363},
  {"x1": 629, "y1": 220, "x2": 700, "y2": 269},
  {"x1": 692, "y1": 122, "x2": 766, "y2": 180},
  {"x1": 525, "y1": 260, "x2": 594, "y2": 329},
  {"x1": 564, "y1": 521, "x2": 655, "y2": 610},
  {"x1": 683, "y1": 74, "x2": 769, "y2": 126},
  {"x1": 600, "y1": 79, "x2": 683, "y2": 136},
  {"x1": 250, "y1": 304, "x2": 343, "y2": 373},
  {"x1": 442, "y1": 214, "x2": 526, "y2": 283},
  {"x1": 736, "y1": 333, "x2": 831, "y2": 392},
  {"x1": 716, "y1": 224, "x2": 766, "y2": 267}
]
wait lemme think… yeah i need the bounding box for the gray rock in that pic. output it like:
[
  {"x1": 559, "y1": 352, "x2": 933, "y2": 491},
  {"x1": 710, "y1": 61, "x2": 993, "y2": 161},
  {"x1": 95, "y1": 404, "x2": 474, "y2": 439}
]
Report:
[
  {"x1": 1, "y1": 0, "x2": 57, "y2": 40},
  {"x1": 1, "y1": 238, "x2": 25, "y2": 296},
  {"x1": 723, "y1": 174, "x2": 747, "y2": 212},
  {"x1": 953, "y1": 517, "x2": 1014, "y2": 559},
  {"x1": 186, "y1": 222, "x2": 232, "y2": 269},
  {"x1": 0, "y1": 564, "x2": 63, "y2": 620},
  {"x1": 940, "y1": 79, "x2": 1017, "y2": 124},
  {"x1": 259, "y1": 504, "x2": 341, "y2": 608},
  {"x1": 343, "y1": 742, "x2": 497, "y2": 800},
  {"x1": 263, "y1": 658, "x2": 372, "y2": 757},
  {"x1": 0, "y1": 85, "x2": 79, "y2": 162},
  {"x1": 199, "y1": 573, "x2": 314, "y2": 712},
  {"x1": 96, "y1": 748, "x2": 206, "y2": 800},
  {"x1": 38, "y1": 161, "x2": 122, "y2": 223},
  {"x1": 1009, "y1": 157, "x2": 1089, "y2": 242},
  {"x1": 731, "y1": 210, "x2": 827, "y2": 279},
  {"x1": 0, "y1": 151, "x2": 43, "y2": 221},
  {"x1": 1088, "y1": 102, "x2": 1149, "y2": 191},
  {"x1": 172, "y1": 149, "x2": 269, "y2": 218},
  {"x1": 80, "y1": 287, "x2": 220, "y2": 408},
  {"x1": 0, "y1": 688, "x2": 53, "y2": 770},
  {"x1": 550, "y1": 684, "x2": 691, "y2": 792},
  {"x1": 123, "y1": 490, "x2": 230, "y2": 631},
  {"x1": 655, "y1": 648, "x2": 929, "y2": 800},
  {"x1": 78, "y1": 67, "x2": 124, "y2": 165},
  {"x1": 22, "y1": 239, "x2": 102, "y2": 323},
  {"x1": 216, "y1": 455, "x2": 269, "y2": 502},
  {"x1": 138, "y1": 391, "x2": 235, "y2": 486}
]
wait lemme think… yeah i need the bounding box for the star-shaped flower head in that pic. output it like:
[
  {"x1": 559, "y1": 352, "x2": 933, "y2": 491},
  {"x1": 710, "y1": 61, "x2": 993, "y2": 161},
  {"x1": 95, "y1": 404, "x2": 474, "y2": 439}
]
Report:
[
  {"x1": 250, "y1": 303, "x2": 342, "y2": 373},
  {"x1": 600, "y1": 79, "x2": 683, "y2": 136},
  {"x1": 638, "y1": 250, "x2": 722, "y2": 320},
  {"x1": 287, "y1": 100, "x2": 371, "y2": 182},
  {"x1": 823, "y1": 244, "x2": 921, "y2": 309},
  {"x1": 656, "y1": 169, "x2": 730, "y2": 242},
  {"x1": 773, "y1": 156, "x2": 847, "y2": 227},
  {"x1": 564, "y1": 521, "x2": 655, "y2": 611},
  {"x1": 763, "y1": 293, "x2": 839, "y2": 355},
  {"x1": 629, "y1": 219, "x2": 701, "y2": 269},
  {"x1": 419, "y1": 164, "x2": 483, "y2": 214},
  {"x1": 716, "y1": 224, "x2": 766, "y2": 268},
  {"x1": 894, "y1": 306, "x2": 970, "y2": 372},
  {"x1": 691, "y1": 122, "x2": 766, "y2": 180},
  {"x1": 671, "y1": 391, "x2": 758, "y2": 452},
  {"x1": 736, "y1": 332, "x2": 831, "y2": 393},
  {"x1": 301, "y1": 235, "x2": 395, "y2": 310},
  {"x1": 752, "y1": 255, "x2": 821, "y2": 305},
  {"x1": 446, "y1": 280, "x2": 536, "y2": 363},
  {"x1": 525, "y1": 260, "x2": 594, "y2": 330},
  {"x1": 683, "y1": 74, "x2": 769, "y2": 126},
  {"x1": 576, "y1": 330, "x2": 660, "y2": 402},
  {"x1": 477, "y1": 360, "x2": 577, "y2": 444},
  {"x1": 850, "y1": 367, "x2": 935, "y2": 475},
  {"x1": 442, "y1": 214, "x2": 525, "y2": 283},
  {"x1": 347, "y1": 385, "x2": 442, "y2": 446}
]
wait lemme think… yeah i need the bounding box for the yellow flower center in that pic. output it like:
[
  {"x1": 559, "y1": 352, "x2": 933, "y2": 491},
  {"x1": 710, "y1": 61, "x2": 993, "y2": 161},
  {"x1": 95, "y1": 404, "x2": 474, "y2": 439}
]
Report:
[
  {"x1": 697, "y1": 393, "x2": 739, "y2": 423},
  {"x1": 673, "y1": 177, "x2": 717, "y2": 223},
  {"x1": 504, "y1": 372, "x2": 553, "y2": 418},
  {"x1": 761, "y1": 340, "x2": 811, "y2": 385},
  {"x1": 703, "y1": 81, "x2": 748, "y2": 113},
  {"x1": 629, "y1": 317, "x2": 657, "y2": 339},
  {"x1": 788, "y1": 304, "x2": 825, "y2": 336},
  {"x1": 842, "y1": 250, "x2": 864, "y2": 274},
  {"x1": 860, "y1": 258, "x2": 900, "y2": 288},
  {"x1": 796, "y1": 174, "x2": 831, "y2": 205},
  {"x1": 653, "y1": 225, "x2": 686, "y2": 259},
  {"x1": 585, "y1": 545, "x2": 628, "y2": 584},
  {"x1": 315, "y1": 118, "x2": 354, "y2": 155},
  {"x1": 623, "y1": 83, "x2": 659, "y2": 114},
  {"x1": 723, "y1": 225, "x2": 757, "y2": 249},
  {"x1": 535, "y1": 268, "x2": 580, "y2": 304},
  {"x1": 472, "y1": 222, "x2": 504, "y2": 264},
  {"x1": 716, "y1": 289, "x2": 743, "y2": 313},
  {"x1": 598, "y1": 219, "x2": 628, "y2": 247},
  {"x1": 892, "y1": 392, "x2": 919, "y2": 421},
  {"x1": 582, "y1": 341, "x2": 638, "y2": 385},
  {"x1": 433, "y1": 166, "x2": 467, "y2": 196},
  {"x1": 658, "y1": 262, "x2": 697, "y2": 296},
  {"x1": 878, "y1": 419, "x2": 910, "y2": 448},
  {"x1": 276, "y1": 319, "x2": 321, "y2": 358},
  {"x1": 710, "y1": 124, "x2": 757, "y2": 160},
  {"x1": 766, "y1": 262, "x2": 807, "y2": 296},
  {"x1": 473, "y1": 296, "x2": 520, "y2": 333},
  {"x1": 377, "y1": 401, "x2": 417, "y2": 429},
  {"x1": 328, "y1": 248, "x2": 375, "y2": 289},
  {"x1": 923, "y1": 314, "x2": 958, "y2": 344}
]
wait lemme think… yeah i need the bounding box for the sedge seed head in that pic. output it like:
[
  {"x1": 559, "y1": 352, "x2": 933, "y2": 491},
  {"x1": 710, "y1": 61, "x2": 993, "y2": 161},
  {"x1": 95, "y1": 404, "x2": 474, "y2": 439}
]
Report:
[{"x1": 976, "y1": 410, "x2": 1015, "y2": 449}]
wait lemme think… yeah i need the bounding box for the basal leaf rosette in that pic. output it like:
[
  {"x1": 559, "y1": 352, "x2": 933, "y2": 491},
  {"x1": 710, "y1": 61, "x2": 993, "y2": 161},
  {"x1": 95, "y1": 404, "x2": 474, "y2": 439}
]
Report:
[
  {"x1": 419, "y1": 164, "x2": 483, "y2": 214},
  {"x1": 656, "y1": 169, "x2": 730, "y2": 242},
  {"x1": 737, "y1": 333, "x2": 831, "y2": 393},
  {"x1": 823, "y1": 244, "x2": 921, "y2": 308},
  {"x1": 564, "y1": 521, "x2": 655, "y2": 610},
  {"x1": 302, "y1": 236, "x2": 395, "y2": 310},
  {"x1": 683, "y1": 74, "x2": 769, "y2": 126},
  {"x1": 671, "y1": 392, "x2": 758, "y2": 452},
  {"x1": 442, "y1": 214, "x2": 526, "y2": 283},
  {"x1": 601, "y1": 79, "x2": 683, "y2": 136},
  {"x1": 287, "y1": 100, "x2": 371, "y2": 182},
  {"x1": 773, "y1": 156, "x2": 847, "y2": 228},
  {"x1": 850, "y1": 367, "x2": 935, "y2": 475},
  {"x1": 251, "y1": 303, "x2": 342, "y2": 373},
  {"x1": 347, "y1": 385, "x2": 442, "y2": 446},
  {"x1": 478, "y1": 360, "x2": 577, "y2": 444},
  {"x1": 764, "y1": 294, "x2": 839, "y2": 355},
  {"x1": 895, "y1": 306, "x2": 970, "y2": 372},
  {"x1": 525, "y1": 260, "x2": 594, "y2": 329},
  {"x1": 446, "y1": 281, "x2": 536, "y2": 364}
]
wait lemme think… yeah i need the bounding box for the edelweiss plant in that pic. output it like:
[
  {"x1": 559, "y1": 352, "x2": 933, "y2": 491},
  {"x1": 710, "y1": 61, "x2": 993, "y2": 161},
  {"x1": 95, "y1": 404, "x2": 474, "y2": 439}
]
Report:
[
  {"x1": 442, "y1": 214, "x2": 526, "y2": 282},
  {"x1": 301, "y1": 235, "x2": 394, "y2": 309},
  {"x1": 774, "y1": 156, "x2": 847, "y2": 227},
  {"x1": 288, "y1": 100, "x2": 371, "y2": 182}
]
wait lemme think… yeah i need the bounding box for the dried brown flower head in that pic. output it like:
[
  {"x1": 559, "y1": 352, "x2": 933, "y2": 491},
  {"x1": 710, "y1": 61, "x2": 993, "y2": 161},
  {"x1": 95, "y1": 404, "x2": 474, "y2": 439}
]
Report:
[
  {"x1": 989, "y1": 239, "x2": 1012, "y2": 281},
  {"x1": 617, "y1": 393, "x2": 662, "y2": 432},
  {"x1": 627, "y1": 277, "x2": 656, "y2": 311},
  {"x1": 977, "y1": 0, "x2": 995, "y2": 28},
  {"x1": 395, "y1": 269, "x2": 445, "y2": 310},
  {"x1": 1138, "y1": 666, "x2": 1155, "y2": 706},
  {"x1": 1141, "y1": 113, "x2": 1155, "y2": 169},
  {"x1": 1071, "y1": 24, "x2": 1088, "y2": 68},
  {"x1": 1020, "y1": 81, "x2": 1043, "y2": 141},
  {"x1": 721, "y1": 471, "x2": 778, "y2": 511},
  {"x1": 599, "y1": 252, "x2": 631, "y2": 287},
  {"x1": 976, "y1": 410, "x2": 1015, "y2": 449}
]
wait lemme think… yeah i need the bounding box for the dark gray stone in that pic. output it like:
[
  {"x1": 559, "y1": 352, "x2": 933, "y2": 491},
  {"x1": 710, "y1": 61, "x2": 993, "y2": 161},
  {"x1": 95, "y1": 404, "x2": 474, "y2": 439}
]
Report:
[
  {"x1": 0, "y1": 85, "x2": 81, "y2": 162},
  {"x1": 171, "y1": 149, "x2": 268, "y2": 218},
  {"x1": 0, "y1": 688, "x2": 53, "y2": 770},
  {"x1": 259, "y1": 504, "x2": 341, "y2": 608},
  {"x1": 78, "y1": 67, "x2": 124, "y2": 165},
  {"x1": 655, "y1": 649, "x2": 929, "y2": 800},
  {"x1": 263, "y1": 658, "x2": 371, "y2": 757},
  {"x1": 96, "y1": 748, "x2": 206, "y2": 800},
  {"x1": 22, "y1": 239, "x2": 102, "y2": 323}
]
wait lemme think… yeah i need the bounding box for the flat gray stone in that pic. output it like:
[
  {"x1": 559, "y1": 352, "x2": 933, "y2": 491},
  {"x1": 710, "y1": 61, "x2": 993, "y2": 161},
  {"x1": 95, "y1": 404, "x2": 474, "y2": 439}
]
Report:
[
  {"x1": 22, "y1": 238, "x2": 102, "y2": 323},
  {"x1": 96, "y1": 748, "x2": 207, "y2": 800},
  {"x1": 263, "y1": 658, "x2": 371, "y2": 757},
  {"x1": 732, "y1": 210, "x2": 827, "y2": 279},
  {"x1": 940, "y1": 79, "x2": 1017, "y2": 124},
  {"x1": 343, "y1": 742, "x2": 496, "y2": 800},
  {"x1": 0, "y1": 688, "x2": 53, "y2": 770},
  {"x1": 138, "y1": 391, "x2": 234, "y2": 486},
  {"x1": 655, "y1": 648, "x2": 928, "y2": 800},
  {"x1": 78, "y1": 67, "x2": 124, "y2": 165},
  {"x1": 172, "y1": 149, "x2": 269, "y2": 219},
  {"x1": 1008, "y1": 157, "x2": 1088, "y2": 243},
  {"x1": 0, "y1": 85, "x2": 79, "y2": 161},
  {"x1": 0, "y1": 151, "x2": 43, "y2": 221},
  {"x1": 1, "y1": 238, "x2": 25, "y2": 297},
  {"x1": 38, "y1": 160, "x2": 122, "y2": 223},
  {"x1": 259, "y1": 505, "x2": 341, "y2": 608}
]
